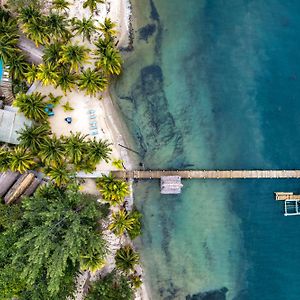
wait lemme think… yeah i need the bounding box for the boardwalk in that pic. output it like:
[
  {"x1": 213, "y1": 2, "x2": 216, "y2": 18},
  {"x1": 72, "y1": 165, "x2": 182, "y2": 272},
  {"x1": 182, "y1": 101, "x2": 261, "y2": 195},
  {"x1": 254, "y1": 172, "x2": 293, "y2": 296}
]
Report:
[{"x1": 112, "y1": 170, "x2": 300, "y2": 179}]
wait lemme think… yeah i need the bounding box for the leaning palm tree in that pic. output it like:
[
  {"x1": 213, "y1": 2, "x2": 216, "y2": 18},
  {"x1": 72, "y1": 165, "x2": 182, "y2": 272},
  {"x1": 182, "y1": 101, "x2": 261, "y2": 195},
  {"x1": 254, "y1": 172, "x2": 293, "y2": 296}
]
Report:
[
  {"x1": 82, "y1": 0, "x2": 105, "y2": 13},
  {"x1": 96, "y1": 174, "x2": 129, "y2": 206},
  {"x1": 43, "y1": 42, "x2": 63, "y2": 64},
  {"x1": 59, "y1": 44, "x2": 90, "y2": 72},
  {"x1": 96, "y1": 45, "x2": 122, "y2": 75},
  {"x1": 9, "y1": 146, "x2": 35, "y2": 173},
  {"x1": 17, "y1": 124, "x2": 51, "y2": 153},
  {"x1": 25, "y1": 64, "x2": 38, "y2": 84},
  {"x1": 45, "y1": 163, "x2": 71, "y2": 186},
  {"x1": 36, "y1": 63, "x2": 59, "y2": 86},
  {"x1": 78, "y1": 68, "x2": 108, "y2": 96},
  {"x1": 72, "y1": 17, "x2": 96, "y2": 42},
  {"x1": 0, "y1": 33, "x2": 20, "y2": 63},
  {"x1": 89, "y1": 138, "x2": 112, "y2": 164},
  {"x1": 0, "y1": 147, "x2": 11, "y2": 172},
  {"x1": 52, "y1": 0, "x2": 70, "y2": 12},
  {"x1": 56, "y1": 69, "x2": 78, "y2": 94},
  {"x1": 45, "y1": 13, "x2": 70, "y2": 41},
  {"x1": 64, "y1": 132, "x2": 88, "y2": 164},
  {"x1": 14, "y1": 92, "x2": 48, "y2": 122},
  {"x1": 39, "y1": 136, "x2": 66, "y2": 166},
  {"x1": 99, "y1": 18, "x2": 117, "y2": 39},
  {"x1": 7, "y1": 54, "x2": 29, "y2": 81},
  {"x1": 109, "y1": 209, "x2": 135, "y2": 236},
  {"x1": 115, "y1": 245, "x2": 140, "y2": 274}
]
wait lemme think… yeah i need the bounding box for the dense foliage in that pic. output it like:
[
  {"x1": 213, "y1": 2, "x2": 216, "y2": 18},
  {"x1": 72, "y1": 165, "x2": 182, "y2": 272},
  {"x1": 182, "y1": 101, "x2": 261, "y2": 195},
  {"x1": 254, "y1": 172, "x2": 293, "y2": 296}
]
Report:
[
  {"x1": 0, "y1": 184, "x2": 109, "y2": 299},
  {"x1": 85, "y1": 270, "x2": 134, "y2": 300}
]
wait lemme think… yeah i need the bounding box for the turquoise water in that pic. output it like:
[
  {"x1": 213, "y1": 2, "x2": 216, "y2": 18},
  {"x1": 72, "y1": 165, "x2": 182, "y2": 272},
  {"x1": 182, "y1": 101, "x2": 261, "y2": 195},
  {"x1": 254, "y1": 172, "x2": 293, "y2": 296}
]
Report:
[
  {"x1": 0, "y1": 60, "x2": 3, "y2": 81},
  {"x1": 114, "y1": 0, "x2": 300, "y2": 299}
]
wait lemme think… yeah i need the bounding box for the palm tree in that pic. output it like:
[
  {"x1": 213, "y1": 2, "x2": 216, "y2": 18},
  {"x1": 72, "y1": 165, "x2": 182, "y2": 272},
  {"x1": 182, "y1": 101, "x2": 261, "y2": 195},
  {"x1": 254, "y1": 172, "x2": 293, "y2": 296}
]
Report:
[
  {"x1": 0, "y1": 17, "x2": 18, "y2": 36},
  {"x1": 112, "y1": 158, "x2": 124, "y2": 170},
  {"x1": 9, "y1": 146, "x2": 35, "y2": 173},
  {"x1": 56, "y1": 69, "x2": 78, "y2": 94},
  {"x1": 64, "y1": 132, "x2": 88, "y2": 164},
  {"x1": 14, "y1": 92, "x2": 48, "y2": 122},
  {"x1": 0, "y1": 147, "x2": 11, "y2": 172},
  {"x1": 7, "y1": 54, "x2": 29, "y2": 81},
  {"x1": 80, "y1": 251, "x2": 105, "y2": 273},
  {"x1": 36, "y1": 63, "x2": 59, "y2": 86},
  {"x1": 43, "y1": 43, "x2": 63, "y2": 64},
  {"x1": 82, "y1": 0, "x2": 105, "y2": 13},
  {"x1": 47, "y1": 93, "x2": 63, "y2": 107},
  {"x1": 39, "y1": 136, "x2": 66, "y2": 165},
  {"x1": 99, "y1": 18, "x2": 117, "y2": 39},
  {"x1": 78, "y1": 68, "x2": 107, "y2": 96},
  {"x1": 19, "y1": 6, "x2": 41, "y2": 24},
  {"x1": 52, "y1": 0, "x2": 70, "y2": 12},
  {"x1": 26, "y1": 64, "x2": 38, "y2": 84},
  {"x1": 115, "y1": 245, "x2": 139, "y2": 274},
  {"x1": 96, "y1": 45, "x2": 122, "y2": 75},
  {"x1": 94, "y1": 36, "x2": 112, "y2": 56},
  {"x1": 45, "y1": 163, "x2": 71, "y2": 186},
  {"x1": 96, "y1": 174, "x2": 129, "y2": 206},
  {"x1": 17, "y1": 124, "x2": 51, "y2": 153},
  {"x1": 89, "y1": 138, "x2": 112, "y2": 164},
  {"x1": 22, "y1": 20, "x2": 50, "y2": 47},
  {"x1": 59, "y1": 44, "x2": 90, "y2": 72},
  {"x1": 45, "y1": 13, "x2": 70, "y2": 41},
  {"x1": 72, "y1": 17, "x2": 96, "y2": 42},
  {"x1": 0, "y1": 33, "x2": 20, "y2": 63},
  {"x1": 109, "y1": 209, "x2": 135, "y2": 236}
]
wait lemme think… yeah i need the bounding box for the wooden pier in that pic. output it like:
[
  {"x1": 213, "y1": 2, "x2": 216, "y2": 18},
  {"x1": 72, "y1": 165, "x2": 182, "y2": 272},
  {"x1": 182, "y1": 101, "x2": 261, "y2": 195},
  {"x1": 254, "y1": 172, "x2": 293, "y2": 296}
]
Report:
[{"x1": 112, "y1": 169, "x2": 300, "y2": 180}]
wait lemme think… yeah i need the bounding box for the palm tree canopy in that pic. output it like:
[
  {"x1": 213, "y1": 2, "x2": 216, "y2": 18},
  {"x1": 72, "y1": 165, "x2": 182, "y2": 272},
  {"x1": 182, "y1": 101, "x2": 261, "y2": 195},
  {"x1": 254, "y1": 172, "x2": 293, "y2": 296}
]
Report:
[
  {"x1": 25, "y1": 64, "x2": 38, "y2": 84},
  {"x1": 99, "y1": 18, "x2": 117, "y2": 39},
  {"x1": 109, "y1": 209, "x2": 135, "y2": 236},
  {"x1": 37, "y1": 63, "x2": 59, "y2": 86},
  {"x1": 78, "y1": 68, "x2": 108, "y2": 96},
  {"x1": 19, "y1": 6, "x2": 41, "y2": 24},
  {"x1": 0, "y1": 33, "x2": 20, "y2": 63},
  {"x1": 56, "y1": 69, "x2": 78, "y2": 94},
  {"x1": 43, "y1": 43, "x2": 63, "y2": 64},
  {"x1": 59, "y1": 44, "x2": 90, "y2": 72},
  {"x1": 7, "y1": 53, "x2": 29, "y2": 81},
  {"x1": 82, "y1": 0, "x2": 105, "y2": 13},
  {"x1": 0, "y1": 147, "x2": 11, "y2": 172},
  {"x1": 52, "y1": 0, "x2": 70, "y2": 11},
  {"x1": 45, "y1": 13, "x2": 71, "y2": 41},
  {"x1": 9, "y1": 146, "x2": 35, "y2": 173},
  {"x1": 72, "y1": 17, "x2": 96, "y2": 42},
  {"x1": 115, "y1": 245, "x2": 140, "y2": 274},
  {"x1": 96, "y1": 45, "x2": 122, "y2": 75},
  {"x1": 64, "y1": 132, "x2": 88, "y2": 164},
  {"x1": 89, "y1": 138, "x2": 112, "y2": 164},
  {"x1": 45, "y1": 163, "x2": 71, "y2": 186},
  {"x1": 39, "y1": 136, "x2": 66, "y2": 165},
  {"x1": 14, "y1": 92, "x2": 48, "y2": 122},
  {"x1": 22, "y1": 19, "x2": 50, "y2": 47},
  {"x1": 17, "y1": 124, "x2": 51, "y2": 153}
]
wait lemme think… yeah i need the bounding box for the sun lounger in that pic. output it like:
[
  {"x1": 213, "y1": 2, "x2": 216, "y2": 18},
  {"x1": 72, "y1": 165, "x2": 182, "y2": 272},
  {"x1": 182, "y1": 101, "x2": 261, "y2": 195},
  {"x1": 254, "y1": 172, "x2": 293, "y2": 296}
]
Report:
[
  {"x1": 88, "y1": 109, "x2": 96, "y2": 114},
  {"x1": 90, "y1": 121, "x2": 97, "y2": 126},
  {"x1": 91, "y1": 131, "x2": 98, "y2": 135},
  {"x1": 90, "y1": 126, "x2": 97, "y2": 130},
  {"x1": 89, "y1": 115, "x2": 96, "y2": 119}
]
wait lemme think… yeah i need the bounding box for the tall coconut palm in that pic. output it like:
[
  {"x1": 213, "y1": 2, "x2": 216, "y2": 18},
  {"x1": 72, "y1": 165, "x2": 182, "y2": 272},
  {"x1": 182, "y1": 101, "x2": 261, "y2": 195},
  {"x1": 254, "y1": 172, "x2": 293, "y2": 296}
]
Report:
[
  {"x1": 7, "y1": 54, "x2": 29, "y2": 81},
  {"x1": 109, "y1": 209, "x2": 135, "y2": 236},
  {"x1": 39, "y1": 136, "x2": 66, "y2": 165},
  {"x1": 82, "y1": 0, "x2": 105, "y2": 13},
  {"x1": 64, "y1": 132, "x2": 88, "y2": 164},
  {"x1": 17, "y1": 124, "x2": 51, "y2": 153},
  {"x1": 99, "y1": 18, "x2": 117, "y2": 39},
  {"x1": 25, "y1": 64, "x2": 38, "y2": 84},
  {"x1": 59, "y1": 44, "x2": 90, "y2": 72},
  {"x1": 89, "y1": 138, "x2": 112, "y2": 164},
  {"x1": 96, "y1": 45, "x2": 122, "y2": 75},
  {"x1": 56, "y1": 69, "x2": 78, "y2": 94},
  {"x1": 115, "y1": 245, "x2": 139, "y2": 274},
  {"x1": 78, "y1": 68, "x2": 107, "y2": 96},
  {"x1": 0, "y1": 33, "x2": 20, "y2": 63},
  {"x1": 9, "y1": 146, "x2": 35, "y2": 173},
  {"x1": 43, "y1": 42, "x2": 63, "y2": 64},
  {"x1": 45, "y1": 13, "x2": 71, "y2": 41},
  {"x1": 45, "y1": 163, "x2": 71, "y2": 186},
  {"x1": 14, "y1": 92, "x2": 47, "y2": 122},
  {"x1": 22, "y1": 20, "x2": 50, "y2": 47},
  {"x1": 72, "y1": 17, "x2": 96, "y2": 42},
  {"x1": 52, "y1": 0, "x2": 70, "y2": 12},
  {"x1": 96, "y1": 174, "x2": 129, "y2": 206},
  {"x1": 80, "y1": 251, "x2": 105, "y2": 273},
  {"x1": 18, "y1": 6, "x2": 41, "y2": 24},
  {"x1": 94, "y1": 36, "x2": 112, "y2": 56},
  {"x1": 0, "y1": 17, "x2": 18, "y2": 36},
  {"x1": 0, "y1": 147, "x2": 11, "y2": 172},
  {"x1": 36, "y1": 63, "x2": 59, "y2": 86}
]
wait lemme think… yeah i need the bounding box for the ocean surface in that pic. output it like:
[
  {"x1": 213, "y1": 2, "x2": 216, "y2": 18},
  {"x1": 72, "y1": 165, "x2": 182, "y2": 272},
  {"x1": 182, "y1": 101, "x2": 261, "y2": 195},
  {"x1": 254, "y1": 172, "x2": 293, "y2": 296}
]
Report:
[{"x1": 113, "y1": 0, "x2": 300, "y2": 299}]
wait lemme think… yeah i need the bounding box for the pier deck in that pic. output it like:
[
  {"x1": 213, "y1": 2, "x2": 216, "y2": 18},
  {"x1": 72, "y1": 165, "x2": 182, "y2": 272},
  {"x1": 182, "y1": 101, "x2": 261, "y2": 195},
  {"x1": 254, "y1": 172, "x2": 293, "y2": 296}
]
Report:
[{"x1": 112, "y1": 170, "x2": 300, "y2": 179}]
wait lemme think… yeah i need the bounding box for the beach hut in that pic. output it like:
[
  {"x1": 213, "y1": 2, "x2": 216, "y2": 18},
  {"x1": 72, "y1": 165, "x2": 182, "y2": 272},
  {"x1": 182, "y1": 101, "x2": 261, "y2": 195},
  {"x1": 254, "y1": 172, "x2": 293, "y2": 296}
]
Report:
[{"x1": 160, "y1": 176, "x2": 183, "y2": 194}]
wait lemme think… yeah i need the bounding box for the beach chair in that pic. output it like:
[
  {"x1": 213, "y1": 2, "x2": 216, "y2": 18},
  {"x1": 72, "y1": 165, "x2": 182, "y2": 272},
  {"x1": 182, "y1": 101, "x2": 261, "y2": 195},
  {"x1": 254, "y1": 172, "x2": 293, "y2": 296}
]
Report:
[
  {"x1": 90, "y1": 121, "x2": 97, "y2": 126},
  {"x1": 91, "y1": 131, "x2": 98, "y2": 136},
  {"x1": 90, "y1": 126, "x2": 97, "y2": 130},
  {"x1": 89, "y1": 115, "x2": 96, "y2": 119},
  {"x1": 88, "y1": 109, "x2": 96, "y2": 114}
]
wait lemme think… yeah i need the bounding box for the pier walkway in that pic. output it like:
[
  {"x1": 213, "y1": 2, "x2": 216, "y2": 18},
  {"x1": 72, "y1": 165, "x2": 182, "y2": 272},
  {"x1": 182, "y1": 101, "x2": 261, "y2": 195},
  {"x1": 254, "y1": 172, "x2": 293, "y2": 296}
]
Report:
[{"x1": 112, "y1": 170, "x2": 300, "y2": 179}]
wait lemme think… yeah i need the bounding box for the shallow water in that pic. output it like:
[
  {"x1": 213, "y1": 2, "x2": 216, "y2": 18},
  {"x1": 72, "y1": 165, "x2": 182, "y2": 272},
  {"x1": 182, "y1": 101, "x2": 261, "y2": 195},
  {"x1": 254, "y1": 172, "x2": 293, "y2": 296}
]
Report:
[{"x1": 114, "y1": 0, "x2": 300, "y2": 299}]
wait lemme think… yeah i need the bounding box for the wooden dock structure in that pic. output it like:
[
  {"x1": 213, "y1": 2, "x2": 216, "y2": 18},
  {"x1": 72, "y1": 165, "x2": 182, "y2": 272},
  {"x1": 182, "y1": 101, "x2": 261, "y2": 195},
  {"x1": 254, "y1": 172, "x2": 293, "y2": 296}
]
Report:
[{"x1": 112, "y1": 169, "x2": 300, "y2": 180}]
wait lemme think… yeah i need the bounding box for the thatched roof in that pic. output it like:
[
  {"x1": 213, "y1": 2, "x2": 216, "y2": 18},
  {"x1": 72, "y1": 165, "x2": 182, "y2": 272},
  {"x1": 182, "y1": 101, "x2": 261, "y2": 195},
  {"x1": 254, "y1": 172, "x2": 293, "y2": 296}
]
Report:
[{"x1": 160, "y1": 176, "x2": 183, "y2": 194}]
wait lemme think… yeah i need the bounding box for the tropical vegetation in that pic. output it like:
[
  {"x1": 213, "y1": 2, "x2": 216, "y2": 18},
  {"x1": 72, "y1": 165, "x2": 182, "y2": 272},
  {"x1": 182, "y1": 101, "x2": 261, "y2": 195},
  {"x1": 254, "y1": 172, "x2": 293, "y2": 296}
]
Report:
[{"x1": 115, "y1": 245, "x2": 140, "y2": 274}]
